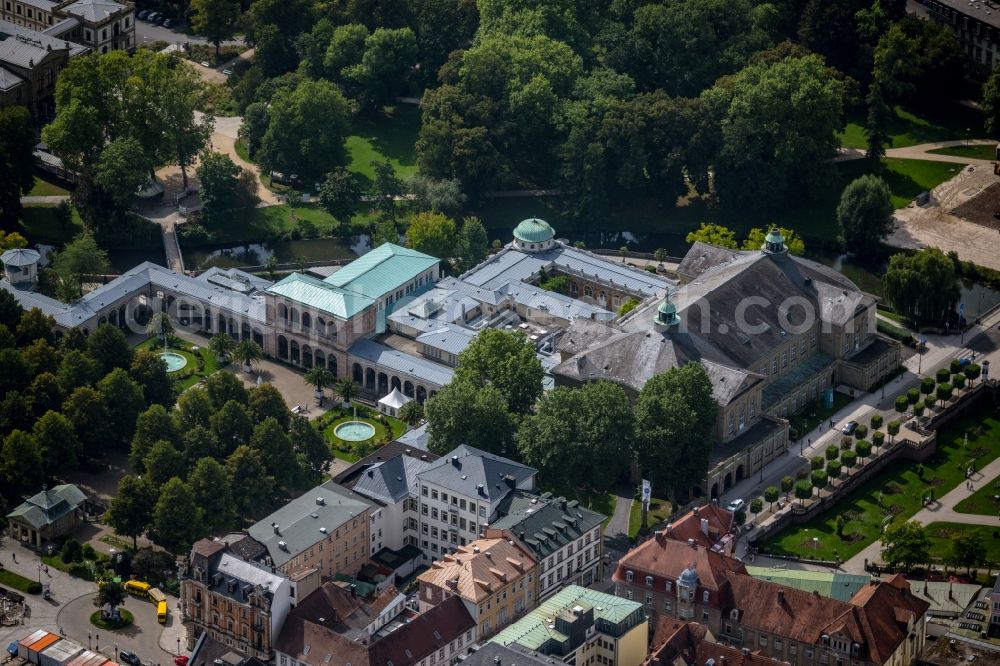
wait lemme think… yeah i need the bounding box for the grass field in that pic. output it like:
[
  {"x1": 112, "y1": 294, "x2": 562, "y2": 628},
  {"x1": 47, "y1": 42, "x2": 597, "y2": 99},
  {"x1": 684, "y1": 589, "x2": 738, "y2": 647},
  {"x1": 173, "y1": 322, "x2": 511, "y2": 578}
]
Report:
[
  {"x1": 954, "y1": 472, "x2": 1000, "y2": 515},
  {"x1": 928, "y1": 144, "x2": 997, "y2": 161},
  {"x1": 837, "y1": 103, "x2": 988, "y2": 150},
  {"x1": 29, "y1": 176, "x2": 71, "y2": 197},
  {"x1": 925, "y1": 522, "x2": 1000, "y2": 564},
  {"x1": 197, "y1": 202, "x2": 379, "y2": 245},
  {"x1": 628, "y1": 497, "x2": 673, "y2": 538},
  {"x1": 0, "y1": 568, "x2": 37, "y2": 592},
  {"x1": 475, "y1": 157, "x2": 963, "y2": 248},
  {"x1": 761, "y1": 404, "x2": 1000, "y2": 562},
  {"x1": 19, "y1": 204, "x2": 85, "y2": 244},
  {"x1": 137, "y1": 336, "x2": 221, "y2": 392},
  {"x1": 346, "y1": 105, "x2": 420, "y2": 184}
]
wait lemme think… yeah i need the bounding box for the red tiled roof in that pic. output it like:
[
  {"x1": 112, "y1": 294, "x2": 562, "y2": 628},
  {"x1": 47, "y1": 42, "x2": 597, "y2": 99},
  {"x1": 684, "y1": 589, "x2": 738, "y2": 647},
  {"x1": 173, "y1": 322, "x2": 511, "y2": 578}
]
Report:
[
  {"x1": 646, "y1": 620, "x2": 784, "y2": 666},
  {"x1": 847, "y1": 575, "x2": 929, "y2": 664},
  {"x1": 614, "y1": 533, "x2": 746, "y2": 591},
  {"x1": 191, "y1": 538, "x2": 226, "y2": 559},
  {"x1": 666, "y1": 505, "x2": 734, "y2": 549}
]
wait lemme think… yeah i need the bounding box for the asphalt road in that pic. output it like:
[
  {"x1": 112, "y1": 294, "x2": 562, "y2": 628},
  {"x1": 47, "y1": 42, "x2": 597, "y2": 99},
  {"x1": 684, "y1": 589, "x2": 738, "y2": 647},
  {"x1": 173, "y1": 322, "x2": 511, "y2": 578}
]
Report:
[
  {"x1": 134, "y1": 18, "x2": 243, "y2": 47},
  {"x1": 59, "y1": 593, "x2": 176, "y2": 665}
]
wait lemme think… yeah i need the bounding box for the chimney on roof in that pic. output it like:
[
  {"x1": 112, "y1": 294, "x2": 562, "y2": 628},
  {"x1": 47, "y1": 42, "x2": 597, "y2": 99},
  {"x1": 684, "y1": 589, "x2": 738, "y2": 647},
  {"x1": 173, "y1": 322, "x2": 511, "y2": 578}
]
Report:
[
  {"x1": 316, "y1": 496, "x2": 325, "y2": 505},
  {"x1": 742, "y1": 649, "x2": 751, "y2": 657},
  {"x1": 687, "y1": 538, "x2": 696, "y2": 548},
  {"x1": 473, "y1": 546, "x2": 481, "y2": 554},
  {"x1": 654, "y1": 530, "x2": 666, "y2": 545},
  {"x1": 272, "y1": 522, "x2": 280, "y2": 535},
  {"x1": 451, "y1": 455, "x2": 459, "y2": 466},
  {"x1": 720, "y1": 657, "x2": 726, "y2": 666},
  {"x1": 701, "y1": 518, "x2": 709, "y2": 536},
  {"x1": 666, "y1": 523, "x2": 673, "y2": 535},
  {"x1": 693, "y1": 507, "x2": 700, "y2": 517},
  {"x1": 350, "y1": 584, "x2": 357, "y2": 598},
  {"x1": 421, "y1": 455, "x2": 427, "y2": 460}
]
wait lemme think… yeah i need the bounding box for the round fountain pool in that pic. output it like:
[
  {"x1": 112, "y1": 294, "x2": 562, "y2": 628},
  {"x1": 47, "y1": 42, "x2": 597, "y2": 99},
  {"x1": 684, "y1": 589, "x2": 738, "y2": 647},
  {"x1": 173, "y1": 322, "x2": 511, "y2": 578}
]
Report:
[
  {"x1": 334, "y1": 421, "x2": 376, "y2": 442},
  {"x1": 159, "y1": 352, "x2": 188, "y2": 373}
]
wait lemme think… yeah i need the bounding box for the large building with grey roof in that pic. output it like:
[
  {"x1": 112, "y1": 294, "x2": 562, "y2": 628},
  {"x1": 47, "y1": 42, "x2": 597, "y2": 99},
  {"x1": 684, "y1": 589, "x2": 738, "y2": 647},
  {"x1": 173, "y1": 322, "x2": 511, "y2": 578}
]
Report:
[
  {"x1": 552, "y1": 230, "x2": 900, "y2": 501},
  {"x1": 1, "y1": 0, "x2": 134, "y2": 56},
  {"x1": 0, "y1": 19, "x2": 87, "y2": 118}
]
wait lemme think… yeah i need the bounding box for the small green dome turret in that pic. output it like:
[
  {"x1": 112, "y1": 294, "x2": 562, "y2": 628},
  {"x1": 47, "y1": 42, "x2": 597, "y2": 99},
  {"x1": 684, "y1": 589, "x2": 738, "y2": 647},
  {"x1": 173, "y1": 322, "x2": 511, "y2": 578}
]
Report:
[
  {"x1": 762, "y1": 227, "x2": 788, "y2": 256},
  {"x1": 655, "y1": 295, "x2": 681, "y2": 327},
  {"x1": 513, "y1": 218, "x2": 555, "y2": 244}
]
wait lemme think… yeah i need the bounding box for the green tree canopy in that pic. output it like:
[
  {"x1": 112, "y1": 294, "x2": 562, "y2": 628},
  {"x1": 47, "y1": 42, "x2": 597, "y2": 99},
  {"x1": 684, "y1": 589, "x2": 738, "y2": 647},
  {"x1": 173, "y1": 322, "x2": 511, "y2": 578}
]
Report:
[
  {"x1": 143, "y1": 440, "x2": 187, "y2": 488},
  {"x1": 197, "y1": 152, "x2": 259, "y2": 225},
  {"x1": 407, "y1": 211, "x2": 458, "y2": 258},
  {"x1": 456, "y1": 216, "x2": 488, "y2": 271},
  {"x1": 685, "y1": 223, "x2": 738, "y2": 249},
  {"x1": 52, "y1": 233, "x2": 110, "y2": 300},
  {"x1": 62, "y1": 386, "x2": 112, "y2": 459},
  {"x1": 318, "y1": 168, "x2": 362, "y2": 225},
  {"x1": 33, "y1": 410, "x2": 81, "y2": 473},
  {"x1": 97, "y1": 368, "x2": 146, "y2": 448},
  {"x1": 454, "y1": 328, "x2": 543, "y2": 415},
  {"x1": 190, "y1": 0, "x2": 240, "y2": 56},
  {"x1": 189, "y1": 457, "x2": 236, "y2": 533},
  {"x1": 131, "y1": 404, "x2": 178, "y2": 471},
  {"x1": 0, "y1": 106, "x2": 35, "y2": 230},
  {"x1": 634, "y1": 363, "x2": 718, "y2": 503},
  {"x1": 105, "y1": 474, "x2": 156, "y2": 548},
  {"x1": 87, "y1": 324, "x2": 133, "y2": 374},
  {"x1": 884, "y1": 248, "x2": 960, "y2": 325},
  {"x1": 881, "y1": 520, "x2": 930, "y2": 571},
  {"x1": 1, "y1": 430, "x2": 43, "y2": 503},
  {"x1": 425, "y1": 379, "x2": 515, "y2": 456},
  {"x1": 517, "y1": 381, "x2": 633, "y2": 490},
  {"x1": 151, "y1": 477, "x2": 205, "y2": 553},
  {"x1": 226, "y1": 444, "x2": 275, "y2": 516},
  {"x1": 837, "y1": 175, "x2": 894, "y2": 259}
]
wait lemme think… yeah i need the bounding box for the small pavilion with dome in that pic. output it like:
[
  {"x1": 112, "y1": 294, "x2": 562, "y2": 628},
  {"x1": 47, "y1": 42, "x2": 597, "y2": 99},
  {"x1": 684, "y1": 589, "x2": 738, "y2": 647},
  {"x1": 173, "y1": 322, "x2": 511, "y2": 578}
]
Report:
[{"x1": 512, "y1": 218, "x2": 557, "y2": 252}]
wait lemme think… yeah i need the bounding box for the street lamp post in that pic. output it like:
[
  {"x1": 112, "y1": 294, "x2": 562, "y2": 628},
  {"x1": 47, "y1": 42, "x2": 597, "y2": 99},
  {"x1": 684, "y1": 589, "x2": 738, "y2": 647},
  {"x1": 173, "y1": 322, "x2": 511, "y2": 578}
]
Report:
[
  {"x1": 177, "y1": 638, "x2": 181, "y2": 656},
  {"x1": 88, "y1": 632, "x2": 91, "y2": 650},
  {"x1": 114, "y1": 643, "x2": 118, "y2": 662}
]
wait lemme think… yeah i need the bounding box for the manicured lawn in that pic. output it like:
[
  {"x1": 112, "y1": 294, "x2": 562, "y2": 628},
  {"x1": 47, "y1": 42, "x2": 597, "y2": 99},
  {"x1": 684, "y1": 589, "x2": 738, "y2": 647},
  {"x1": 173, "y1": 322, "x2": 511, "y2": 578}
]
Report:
[
  {"x1": 954, "y1": 472, "x2": 1000, "y2": 515},
  {"x1": 837, "y1": 103, "x2": 987, "y2": 150},
  {"x1": 761, "y1": 404, "x2": 1000, "y2": 562},
  {"x1": 89, "y1": 608, "x2": 134, "y2": 630},
  {"x1": 19, "y1": 204, "x2": 85, "y2": 244},
  {"x1": 541, "y1": 481, "x2": 617, "y2": 527},
  {"x1": 879, "y1": 158, "x2": 966, "y2": 208},
  {"x1": 317, "y1": 404, "x2": 407, "y2": 463},
  {"x1": 234, "y1": 139, "x2": 250, "y2": 163},
  {"x1": 346, "y1": 105, "x2": 420, "y2": 184},
  {"x1": 628, "y1": 497, "x2": 673, "y2": 538},
  {"x1": 195, "y1": 203, "x2": 379, "y2": 245},
  {"x1": 29, "y1": 175, "x2": 71, "y2": 196},
  {"x1": 927, "y1": 144, "x2": 997, "y2": 161},
  {"x1": 136, "y1": 336, "x2": 222, "y2": 392},
  {"x1": 0, "y1": 568, "x2": 38, "y2": 593},
  {"x1": 925, "y1": 522, "x2": 1000, "y2": 564}
]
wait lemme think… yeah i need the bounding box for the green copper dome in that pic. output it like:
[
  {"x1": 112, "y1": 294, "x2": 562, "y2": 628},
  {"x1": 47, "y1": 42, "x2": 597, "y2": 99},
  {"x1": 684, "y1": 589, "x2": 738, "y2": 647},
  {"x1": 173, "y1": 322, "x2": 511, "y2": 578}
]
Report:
[
  {"x1": 513, "y1": 218, "x2": 555, "y2": 244},
  {"x1": 765, "y1": 228, "x2": 785, "y2": 246},
  {"x1": 655, "y1": 297, "x2": 680, "y2": 327}
]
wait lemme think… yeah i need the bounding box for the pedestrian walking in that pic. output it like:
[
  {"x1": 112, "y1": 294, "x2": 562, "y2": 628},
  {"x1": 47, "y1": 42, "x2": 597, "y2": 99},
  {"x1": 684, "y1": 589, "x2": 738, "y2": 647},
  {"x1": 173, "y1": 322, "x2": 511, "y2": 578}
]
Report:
[
  {"x1": 11, "y1": 552, "x2": 15, "y2": 563},
  {"x1": 44, "y1": 565, "x2": 49, "y2": 575}
]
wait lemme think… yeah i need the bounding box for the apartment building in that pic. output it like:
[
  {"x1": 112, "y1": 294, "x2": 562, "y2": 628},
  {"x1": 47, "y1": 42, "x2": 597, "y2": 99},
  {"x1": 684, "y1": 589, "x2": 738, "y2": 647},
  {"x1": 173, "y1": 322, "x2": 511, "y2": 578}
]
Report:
[
  {"x1": 331, "y1": 443, "x2": 440, "y2": 555},
  {"x1": 246, "y1": 483, "x2": 374, "y2": 580},
  {"x1": 615, "y1": 534, "x2": 930, "y2": 666},
  {"x1": 275, "y1": 590, "x2": 475, "y2": 666},
  {"x1": 415, "y1": 445, "x2": 537, "y2": 561},
  {"x1": 646, "y1": 620, "x2": 786, "y2": 666},
  {"x1": 489, "y1": 585, "x2": 649, "y2": 666},
  {"x1": 0, "y1": 20, "x2": 87, "y2": 119},
  {"x1": 919, "y1": 0, "x2": 1000, "y2": 70},
  {"x1": 0, "y1": 0, "x2": 134, "y2": 53},
  {"x1": 418, "y1": 537, "x2": 538, "y2": 639},
  {"x1": 486, "y1": 492, "x2": 604, "y2": 600},
  {"x1": 180, "y1": 539, "x2": 292, "y2": 660}
]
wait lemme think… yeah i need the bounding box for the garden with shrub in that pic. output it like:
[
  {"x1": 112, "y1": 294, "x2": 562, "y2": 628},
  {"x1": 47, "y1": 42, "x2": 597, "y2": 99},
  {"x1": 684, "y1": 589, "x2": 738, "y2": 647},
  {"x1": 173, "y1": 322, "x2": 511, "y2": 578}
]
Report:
[{"x1": 316, "y1": 404, "x2": 407, "y2": 462}]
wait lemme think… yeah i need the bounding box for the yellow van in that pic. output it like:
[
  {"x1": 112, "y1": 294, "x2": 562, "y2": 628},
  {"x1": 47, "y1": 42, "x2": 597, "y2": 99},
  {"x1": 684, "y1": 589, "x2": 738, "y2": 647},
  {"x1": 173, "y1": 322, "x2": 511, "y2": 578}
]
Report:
[
  {"x1": 156, "y1": 600, "x2": 168, "y2": 624},
  {"x1": 124, "y1": 580, "x2": 151, "y2": 598}
]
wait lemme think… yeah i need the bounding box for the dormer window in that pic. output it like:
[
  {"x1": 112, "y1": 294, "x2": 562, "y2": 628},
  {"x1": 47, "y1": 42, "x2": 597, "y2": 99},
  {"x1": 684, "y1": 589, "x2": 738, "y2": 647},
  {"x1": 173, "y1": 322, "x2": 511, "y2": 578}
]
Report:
[
  {"x1": 730, "y1": 608, "x2": 740, "y2": 621},
  {"x1": 851, "y1": 644, "x2": 860, "y2": 657},
  {"x1": 645, "y1": 576, "x2": 654, "y2": 587},
  {"x1": 703, "y1": 590, "x2": 710, "y2": 602},
  {"x1": 665, "y1": 581, "x2": 672, "y2": 592},
  {"x1": 625, "y1": 570, "x2": 634, "y2": 582}
]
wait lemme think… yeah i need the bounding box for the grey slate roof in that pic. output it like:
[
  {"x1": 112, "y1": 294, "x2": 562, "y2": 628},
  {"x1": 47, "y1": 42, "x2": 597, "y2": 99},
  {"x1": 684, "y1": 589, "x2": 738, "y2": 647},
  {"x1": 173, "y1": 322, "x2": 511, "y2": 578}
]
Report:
[
  {"x1": 491, "y1": 493, "x2": 605, "y2": 559},
  {"x1": 459, "y1": 643, "x2": 557, "y2": 666},
  {"x1": 58, "y1": 0, "x2": 129, "y2": 22},
  {"x1": 349, "y1": 453, "x2": 436, "y2": 505},
  {"x1": 0, "y1": 21, "x2": 69, "y2": 68},
  {"x1": 1, "y1": 261, "x2": 267, "y2": 329},
  {"x1": 415, "y1": 323, "x2": 475, "y2": 356},
  {"x1": 396, "y1": 423, "x2": 430, "y2": 450},
  {"x1": 6, "y1": 484, "x2": 86, "y2": 529},
  {"x1": 246, "y1": 483, "x2": 374, "y2": 568},
  {"x1": 206, "y1": 553, "x2": 284, "y2": 604},
  {"x1": 1, "y1": 248, "x2": 40, "y2": 267},
  {"x1": 417, "y1": 445, "x2": 536, "y2": 505},
  {"x1": 0, "y1": 65, "x2": 23, "y2": 90},
  {"x1": 348, "y1": 338, "x2": 455, "y2": 387},
  {"x1": 41, "y1": 16, "x2": 79, "y2": 36}
]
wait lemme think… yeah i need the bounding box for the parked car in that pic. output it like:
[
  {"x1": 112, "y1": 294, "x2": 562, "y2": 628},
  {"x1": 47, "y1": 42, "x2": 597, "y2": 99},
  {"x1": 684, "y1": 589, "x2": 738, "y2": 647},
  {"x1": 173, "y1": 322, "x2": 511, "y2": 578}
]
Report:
[
  {"x1": 841, "y1": 420, "x2": 858, "y2": 435},
  {"x1": 270, "y1": 171, "x2": 302, "y2": 187},
  {"x1": 146, "y1": 11, "x2": 160, "y2": 21},
  {"x1": 119, "y1": 651, "x2": 141, "y2": 666},
  {"x1": 222, "y1": 68, "x2": 232, "y2": 76},
  {"x1": 726, "y1": 498, "x2": 745, "y2": 512},
  {"x1": 137, "y1": 9, "x2": 149, "y2": 19},
  {"x1": 174, "y1": 657, "x2": 189, "y2": 666},
  {"x1": 199, "y1": 60, "x2": 211, "y2": 67}
]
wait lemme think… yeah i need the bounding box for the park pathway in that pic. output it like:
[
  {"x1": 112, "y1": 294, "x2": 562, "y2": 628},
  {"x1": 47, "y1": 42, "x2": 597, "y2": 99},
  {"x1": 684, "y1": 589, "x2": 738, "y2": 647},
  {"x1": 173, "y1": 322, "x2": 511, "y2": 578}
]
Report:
[
  {"x1": 844, "y1": 452, "x2": 1000, "y2": 572},
  {"x1": 20, "y1": 195, "x2": 71, "y2": 204},
  {"x1": 835, "y1": 139, "x2": 996, "y2": 165},
  {"x1": 603, "y1": 485, "x2": 634, "y2": 557}
]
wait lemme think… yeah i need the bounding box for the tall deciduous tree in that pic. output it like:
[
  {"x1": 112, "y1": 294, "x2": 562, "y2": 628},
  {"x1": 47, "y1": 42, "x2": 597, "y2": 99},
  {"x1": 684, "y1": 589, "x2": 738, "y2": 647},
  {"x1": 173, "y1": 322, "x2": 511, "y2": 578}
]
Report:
[
  {"x1": 131, "y1": 404, "x2": 178, "y2": 472},
  {"x1": 425, "y1": 380, "x2": 515, "y2": 456},
  {"x1": 52, "y1": 233, "x2": 110, "y2": 300},
  {"x1": 211, "y1": 400, "x2": 254, "y2": 455},
  {"x1": 62, "y1": 386, "x2": 113, "y2": 459},
  {"x1": 517, "y1": 382, "x2": 633, "y2": 490},
  {"x1": 865, "y1": 83, "x2": 892, "y2": 160},
  {"x1": 249, "y1": 417, "x2": 299, "y2": 490},
  {"x1": 454, "y1": 328, "x2": 543, "y2": 415},
  {"x1": 97, "y1": 368, "x2": 146, "y2": 448},
  {"x1": 144, "y1": 440, "x2": 187, "y2": 488},
  {"x1": 318, "y1": 168, "x2": 362, "y2": 225},
  {"x1": 32, "y1": 411, "x2": 80, "y2": 472},
  {"x1": 197, "y1": 152, "x2": 259, "y2": 225},
  {"x1": 151, "y1": 477, "x2": 204, "y2": 553},
  {"x1": 105, "y1": 474, "x2": 156, "y2": 548},
  {"x1": 984, "y1": 67, "x2": 1000, "y2": 136},
  {"x1": 190, "y1": 0, "x2": 240, "y2": 57},
  {"x1": 226, "y1": 444, "x2": 275, "y2": 516},
  {"x1": 884, "y1": 248, "x2": 960, "y2": 325},
  {"x1": 0, "y1": 430, "x2": 43, "y2": 502},
  {"x1": 634, "y1": 363, "x2": 718, "y2": 504},
  {"x1": 407, "y1": 211, "x2": 457, "y2": 258},
  {"x1": 188, "y1": 457, "x2": 236, "y2": 532},
  {"x1": 258, "y1": 79, "x2": 352, "y2": 181},
  {"x1": 685, "y1": 223, "x2": 738, "y2": 249},
  {"x1": 129, "y1": 350, "x2": 174, "y2": 408},
  {"x1": 249, "y1": 384, "x2": 290, "y2": 429},
  {"x1": 87, "y1": 324, "x2": 133, "y2": 374},
  {"x1": 881, "y1": 520, "x2": 930, "y2": 571},
  {"x1": 0, "y1": 106, "x2": 35, "y2": 231},
  {"x1": 837, "y1": 174, "x2": 894, "y2": 259},
  {"x1": 456, "y1": 216, "x2": 488, "y2": 272}
]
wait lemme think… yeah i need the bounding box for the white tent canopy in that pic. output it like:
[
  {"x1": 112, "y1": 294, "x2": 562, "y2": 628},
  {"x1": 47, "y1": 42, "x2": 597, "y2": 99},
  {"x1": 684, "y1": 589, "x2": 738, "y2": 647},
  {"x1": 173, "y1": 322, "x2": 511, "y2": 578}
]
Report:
[{"x1": 378, "y1": 388, "x2": 412, "y2": 416}]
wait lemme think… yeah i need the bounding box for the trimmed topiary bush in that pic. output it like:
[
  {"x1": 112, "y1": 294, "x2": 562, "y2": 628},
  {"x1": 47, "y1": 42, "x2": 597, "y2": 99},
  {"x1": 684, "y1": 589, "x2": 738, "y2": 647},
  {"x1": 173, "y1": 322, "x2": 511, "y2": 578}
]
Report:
[
  {"x1": 854, "y1": 424, "x2": 868, "y2": 439},
  {"x1": 914, "y1": 402, "x2": 925, "y2": 417},
  {"x1": 953, "y1": 374, "x2": 966, "y2": 389},
  {"x1": 936, "y1": 367, "x2": 951, "y2": 383},
  {"x1": 950, "y1": 359, "x2": 963, "y2": 374},
  {"x1": 842, "y1": 449, "x2": 858, "y2": 467},
  {"x1": 920, "y1": 377, "x2": 935, "y2": 396},
  {"x1": 856, "y1": 439, "x2": 872, "y2": 458},
  {"x1": 870, "y1": 414, "x2": 883, "y2": 430},
  {"x1": 825, "y1": 444, "x2": 840, "y2": 461},
  {"x1": 811, "y1": 469, "x2": 829, "y2": 489},
  {"x1": 906, "y1": 388, "x2": 920, "y2": 404},
  {"x1": 895, "y1": 395, "x2": 909, "y2": 412},
  {"x1": 811, "y1": 456, "x2": 825, "y2": 470}
]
